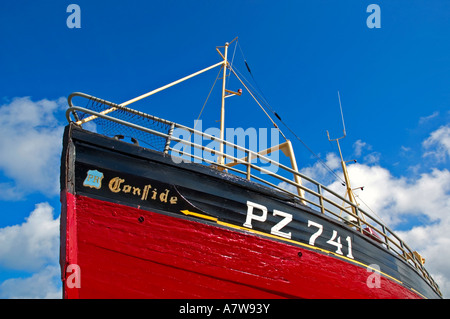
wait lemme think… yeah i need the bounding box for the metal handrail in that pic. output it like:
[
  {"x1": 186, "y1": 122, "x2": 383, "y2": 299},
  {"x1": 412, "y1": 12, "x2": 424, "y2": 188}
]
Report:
[{"x1": 66, "y1": 93, "x2": 441, "y2": 296}]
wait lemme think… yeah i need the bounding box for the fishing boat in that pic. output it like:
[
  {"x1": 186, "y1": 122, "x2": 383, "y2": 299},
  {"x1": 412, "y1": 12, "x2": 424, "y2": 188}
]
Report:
[{"x1": 60, "y1": 39, "x2": 442, "y2": 299}]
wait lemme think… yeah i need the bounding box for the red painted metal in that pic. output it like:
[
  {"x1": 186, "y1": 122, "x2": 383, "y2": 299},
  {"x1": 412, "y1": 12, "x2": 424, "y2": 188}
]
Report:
[{"x1": 60, "y1": 192, "x2": 422, "y2": 299}]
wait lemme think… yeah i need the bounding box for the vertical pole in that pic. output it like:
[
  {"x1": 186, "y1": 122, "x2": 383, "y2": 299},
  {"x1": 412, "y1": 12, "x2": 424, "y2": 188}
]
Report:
[
  {"x1": 285, "y1": 140, "x2": 306, "y2": 204},
  {"x1": 219, "y1": 42, "x2": 229, "y2": 166},
  {"x1": 336, "y1": 138, "x2": 358, "y2": 217},
  {"x1": 246, "y1": 151, "x2": 252, "y2": 180},
  {"x1": 318, "y1": 184, "x2": 325, "y2": 214}
]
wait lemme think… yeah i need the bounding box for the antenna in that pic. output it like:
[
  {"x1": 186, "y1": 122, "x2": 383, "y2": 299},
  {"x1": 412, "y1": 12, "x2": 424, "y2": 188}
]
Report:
[
  {"x1": 326, "y1": 91, "x2": 359, "y2": 216},
  {"x1": 338, "y1": 91, "x2": 346, "y2": 137},
  {"x1": 327, "y1": 91, "x2": 347, "y2": 142}
]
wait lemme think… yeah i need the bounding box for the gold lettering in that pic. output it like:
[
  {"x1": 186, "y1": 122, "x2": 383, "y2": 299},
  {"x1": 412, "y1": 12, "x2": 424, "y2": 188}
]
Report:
[
  {"x1": 141, "y1": 185, "x2": 151, "y2": 201},
  {"x1": 123, "y1": 185, "x2": 131, "y2": 193},
  {"x1": 133, "y1": 187, "x2": 141, "y2": 196},
  {"x1": 109, "y1": 177, "x2": 125, "y2": 193},
  {"x1": 107, "y1": 176, "x2": 176, "y2": 206},
  {"x1": 160, "y1": 189, "x2": 169, "y2": 203}
]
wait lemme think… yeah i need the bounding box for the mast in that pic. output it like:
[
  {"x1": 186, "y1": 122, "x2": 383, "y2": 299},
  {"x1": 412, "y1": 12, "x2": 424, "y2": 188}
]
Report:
[
  {"x1": 218, "y1": 42, "x2": 229, "y2": 166},
  {"x1": 327, "y1": 131, "x2": 358, "y2": 217}
]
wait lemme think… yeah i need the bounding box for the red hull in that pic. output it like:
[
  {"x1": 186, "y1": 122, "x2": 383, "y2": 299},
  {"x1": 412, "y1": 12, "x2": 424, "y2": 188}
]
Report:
[{"x1": 60, "y1": 192, "x2": 421, "y2": 299}]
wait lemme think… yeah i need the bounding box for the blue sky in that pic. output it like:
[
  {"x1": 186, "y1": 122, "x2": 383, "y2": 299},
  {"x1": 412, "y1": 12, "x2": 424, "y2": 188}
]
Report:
[{"x1": 0, "y1": 1, "x2": 449, "y2": 298}]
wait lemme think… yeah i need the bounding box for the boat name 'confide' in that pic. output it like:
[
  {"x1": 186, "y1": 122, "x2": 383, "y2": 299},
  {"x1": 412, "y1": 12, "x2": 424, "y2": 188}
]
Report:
[{"x1": 82, "y1": 169, "x2": 178, "y2": 205}]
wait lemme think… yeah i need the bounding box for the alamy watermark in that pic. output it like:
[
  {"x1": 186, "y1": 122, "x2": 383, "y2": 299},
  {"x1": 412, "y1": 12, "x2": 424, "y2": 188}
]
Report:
[
  {"x1": 366, "y1": 4, "x2": 381, "y2": 29},
  {"x1": 66, "y1": 4, "x2": 81, "y2": 29},
  {"x1": 366, "y1": 263, "x2": 381, "y2": 288},
  {"x1": 170, "y1": 120, "x2": 280, "y2": 174},
  {"x1": 65, "y1": 264, "x2": 81, "y2": 288},
  {"x1": 64, "y1": 262, "x2": 383, "y2": 292},
  {"x1": 65, "y1": 4, "x2": 380, "y2": 30}
]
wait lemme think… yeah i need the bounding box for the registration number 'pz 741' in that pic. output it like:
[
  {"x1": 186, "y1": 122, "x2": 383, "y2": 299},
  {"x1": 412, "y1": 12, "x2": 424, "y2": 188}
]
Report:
[{"x1": 243, "y1": 200, "x2": 354, "y2": 259}]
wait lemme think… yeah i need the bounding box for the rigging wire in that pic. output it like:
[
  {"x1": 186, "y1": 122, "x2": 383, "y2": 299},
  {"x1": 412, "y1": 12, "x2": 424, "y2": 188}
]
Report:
[
  {"x1": 234, "y1": 40, "x2": 345, "y2": 185},
  {"x1": 226, "y1": 41, "x2": 238, "y2": 88},
  {"x1": 337, "y1": 91, "x2": 346, "y2": 136},
  {"x1": 353, "y1": 192, "x2": 388, "y2": 226},
  {"x1": 237, "y1": 42, "x2": 273, "y2": 109},
  {"x1": 192, "y1": 66, "x2": 223, "y2": 134},
  {"x1": 228, "y1": 66, "x2": 287, "y2": 140},
  {"x1": 276, "y1": 114, "x2": 346, "y2": 185}
]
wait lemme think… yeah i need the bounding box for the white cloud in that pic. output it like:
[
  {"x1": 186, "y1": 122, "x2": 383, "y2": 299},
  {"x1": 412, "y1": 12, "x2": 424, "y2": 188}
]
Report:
[
  {"x1": 363, "y1": 151, "x2": 381, "y2": 165},
  {"x1": 401, "y1": 146, "x2": 411, "y2": 152},
  {"x1": 352, "y1": 139, "x2": 380, "y2": 164},
  {"x1": 422, "y1": 124, "x2": 450, "y2": 163},
  {"x1": 396, "y1": 221, "x2": 450, "y2": 299},
  {"x1": 335, "y1": 165, "x2": 450, "y2": 225},
  {"x1": 0, "y1": 182, "x2": 25, "y2": 201},
  {"x1": 353, "y1": 139, "x2": 368, "y2": 157},
  {"x1": 0, "y1": 202, "x2": 61, "y2": 299},
  {"x1": 0, "y1": 202, "x2": 60, "y2": 271},
  {"x1": 0, "y1": 97, "x2": 66, "y2": 199},
  {"x1": 419, "y1": 111, "x2": 439, "y2": 125},
  {"x1": 0, "y1": 265, "x2": 61, "y2": 299},
  {"x1": 298, "y1": 152, "x2": 341, "y2": 185}
]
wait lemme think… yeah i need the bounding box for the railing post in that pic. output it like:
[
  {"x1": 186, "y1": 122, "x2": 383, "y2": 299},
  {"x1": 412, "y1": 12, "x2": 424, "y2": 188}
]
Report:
[
  {"x1": 382, "y1": 225, "x2": 390, "y2": 250},
  {"x1": 284, "y1": 140, "x2": 306, "y2": 204},
  {"x1": 400, "y1": 241, "x2": 408, "y2": 260},
  {"x1": 164, "y1": 123, "x2": 175, "y2": 154},
  {"x1": 354, "y1": 205, "x2": 363, "y2": 234},
  {"x1": 317, "y1": 184, "x2": 325, "y2": 214},
  {"x1": 246, "y1": 151, "x2": 252, "y2": 180}
]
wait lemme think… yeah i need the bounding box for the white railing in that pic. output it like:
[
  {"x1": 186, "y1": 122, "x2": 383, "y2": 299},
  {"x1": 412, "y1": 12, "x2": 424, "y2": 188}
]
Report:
[{"x1": 67, "y1": 92, "x2": 441, "y2": 296}]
